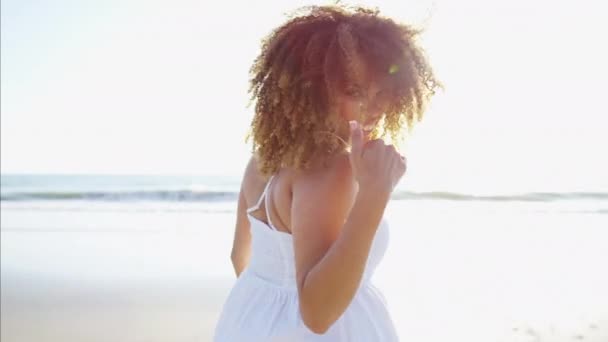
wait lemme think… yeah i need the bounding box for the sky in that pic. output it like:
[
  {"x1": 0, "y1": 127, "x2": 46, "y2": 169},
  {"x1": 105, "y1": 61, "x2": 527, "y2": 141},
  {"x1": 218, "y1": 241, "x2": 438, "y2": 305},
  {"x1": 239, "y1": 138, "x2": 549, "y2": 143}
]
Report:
[{"x1": 1, "y1": 0, "x2": 607, "y2": 193}]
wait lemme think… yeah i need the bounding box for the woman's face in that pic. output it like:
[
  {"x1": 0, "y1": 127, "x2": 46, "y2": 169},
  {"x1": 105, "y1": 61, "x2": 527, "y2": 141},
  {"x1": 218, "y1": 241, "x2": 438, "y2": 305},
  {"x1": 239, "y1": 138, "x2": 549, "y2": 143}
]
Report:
[{"x1": 337, "y1": 79, "x2": 390, "y2": 139}]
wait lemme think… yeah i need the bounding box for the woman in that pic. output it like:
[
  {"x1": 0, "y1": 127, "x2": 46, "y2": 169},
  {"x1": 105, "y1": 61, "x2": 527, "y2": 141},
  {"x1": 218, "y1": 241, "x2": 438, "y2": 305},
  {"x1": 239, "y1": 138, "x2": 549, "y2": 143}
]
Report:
[{"x1": 213, "y1": 4, "x2": 438, "y2": 341}]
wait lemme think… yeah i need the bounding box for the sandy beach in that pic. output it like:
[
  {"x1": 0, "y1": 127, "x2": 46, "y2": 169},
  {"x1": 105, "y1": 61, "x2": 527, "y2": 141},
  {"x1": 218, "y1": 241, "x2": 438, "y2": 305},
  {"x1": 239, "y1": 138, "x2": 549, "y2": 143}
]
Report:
[
  {"x1": 2, "y1": 200, "x2": 607, "y2": 341},
  {"x1": 1, "y1": 272, "x2": 231, "y2": 342},
  {"x1": 3, "y1": 0, "x2": 607, "y2": 340}
]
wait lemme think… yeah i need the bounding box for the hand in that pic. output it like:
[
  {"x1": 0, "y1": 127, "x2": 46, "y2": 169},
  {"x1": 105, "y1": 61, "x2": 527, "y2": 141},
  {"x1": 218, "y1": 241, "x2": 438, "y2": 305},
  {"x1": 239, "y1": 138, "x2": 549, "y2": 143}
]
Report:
[{"x1": 348, "y1": 120, "x2": 407, "y2": 196}]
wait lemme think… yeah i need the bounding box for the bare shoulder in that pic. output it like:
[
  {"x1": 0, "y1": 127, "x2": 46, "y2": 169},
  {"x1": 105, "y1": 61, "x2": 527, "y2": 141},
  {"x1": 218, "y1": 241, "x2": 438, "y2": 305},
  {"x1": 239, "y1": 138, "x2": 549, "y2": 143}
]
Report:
[
  {"x1": 293, "y1": 153, "x2": 354, "y2": 196},
  {"x1": 291, "y1": 153, "x2": 357, "y2": 229},
  {"x1": 240, "y1": 154, "x2": 268, "y2": 205},
  {"x1": 244, "y1": 153, "x2": 262, "y2": 178}
]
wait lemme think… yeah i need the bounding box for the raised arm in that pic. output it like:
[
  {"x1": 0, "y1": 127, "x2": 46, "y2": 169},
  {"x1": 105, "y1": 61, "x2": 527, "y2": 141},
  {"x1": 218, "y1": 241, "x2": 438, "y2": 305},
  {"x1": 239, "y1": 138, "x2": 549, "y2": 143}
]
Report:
[{"x1": 293, "y1": 121, "x2": 406, "y2": 334}]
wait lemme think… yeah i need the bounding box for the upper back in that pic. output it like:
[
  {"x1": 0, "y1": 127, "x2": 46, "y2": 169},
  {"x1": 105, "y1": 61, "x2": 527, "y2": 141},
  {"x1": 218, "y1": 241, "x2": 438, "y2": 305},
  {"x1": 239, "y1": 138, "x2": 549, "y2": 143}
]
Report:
[
  {"x1": 242, "y1": 153, "x2": 357, "y2": 235},
  {"x1": 241, "y1": 153, "x2": 391, "y2": 289}
]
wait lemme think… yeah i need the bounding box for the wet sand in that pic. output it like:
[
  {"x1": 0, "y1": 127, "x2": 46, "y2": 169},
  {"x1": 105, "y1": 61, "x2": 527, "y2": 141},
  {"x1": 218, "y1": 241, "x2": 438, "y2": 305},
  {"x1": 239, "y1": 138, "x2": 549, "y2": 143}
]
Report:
[{"x1": 1, "y1": 271, "x2": 232, "y2": 342}]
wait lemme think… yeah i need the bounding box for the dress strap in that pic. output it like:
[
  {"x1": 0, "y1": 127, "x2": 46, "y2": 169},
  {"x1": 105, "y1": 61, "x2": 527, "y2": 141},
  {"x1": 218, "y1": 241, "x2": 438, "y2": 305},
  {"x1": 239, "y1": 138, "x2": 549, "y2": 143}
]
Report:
[
  {"x1": 246, "y1": 175, "x2": 275, "y2": 214},
  {"x1": 264, "y1": 175, "x2": 277, "y2": 231}
]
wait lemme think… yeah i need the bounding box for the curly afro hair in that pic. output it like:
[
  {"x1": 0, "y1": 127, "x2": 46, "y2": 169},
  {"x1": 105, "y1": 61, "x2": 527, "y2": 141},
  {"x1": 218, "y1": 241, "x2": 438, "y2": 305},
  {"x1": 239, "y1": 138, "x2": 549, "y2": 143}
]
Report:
[{"x1": 247, "y1": 4, "x2": 439, "y2": 175}]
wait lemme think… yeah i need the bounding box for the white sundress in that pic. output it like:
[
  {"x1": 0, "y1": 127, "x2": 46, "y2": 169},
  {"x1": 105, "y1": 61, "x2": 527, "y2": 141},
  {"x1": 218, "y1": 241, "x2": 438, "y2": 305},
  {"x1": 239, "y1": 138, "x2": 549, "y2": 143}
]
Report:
[{"x1": 213, "y1": 174, "x2": 400, "y2": 341}]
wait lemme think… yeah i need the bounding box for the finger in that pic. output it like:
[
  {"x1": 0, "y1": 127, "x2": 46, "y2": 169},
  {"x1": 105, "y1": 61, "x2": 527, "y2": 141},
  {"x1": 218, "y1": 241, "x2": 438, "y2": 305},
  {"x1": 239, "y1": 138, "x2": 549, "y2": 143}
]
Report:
[
  {"x1": 396, "y1": 154, "x2": 407, "y2": 178},
  {"x1": 385, "y1": 144, "x2": 398, "y2": 166},
  {"x1": 391, "y1": 158, "x2": 405, "y2": 190},
  {"x1": 349, "y1": 120, "x2": 363, "y2": 160}
]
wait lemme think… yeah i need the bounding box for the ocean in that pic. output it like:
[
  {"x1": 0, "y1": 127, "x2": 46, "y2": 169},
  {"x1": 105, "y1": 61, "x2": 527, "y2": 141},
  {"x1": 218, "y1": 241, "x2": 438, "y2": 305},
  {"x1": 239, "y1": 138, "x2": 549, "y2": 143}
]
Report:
[
  {"x1": 1, "y1": 174, "x2": 607, "y2": 341},
  {"x1": 2, "y1": 174, "x2": 607, "y2": 205}
]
